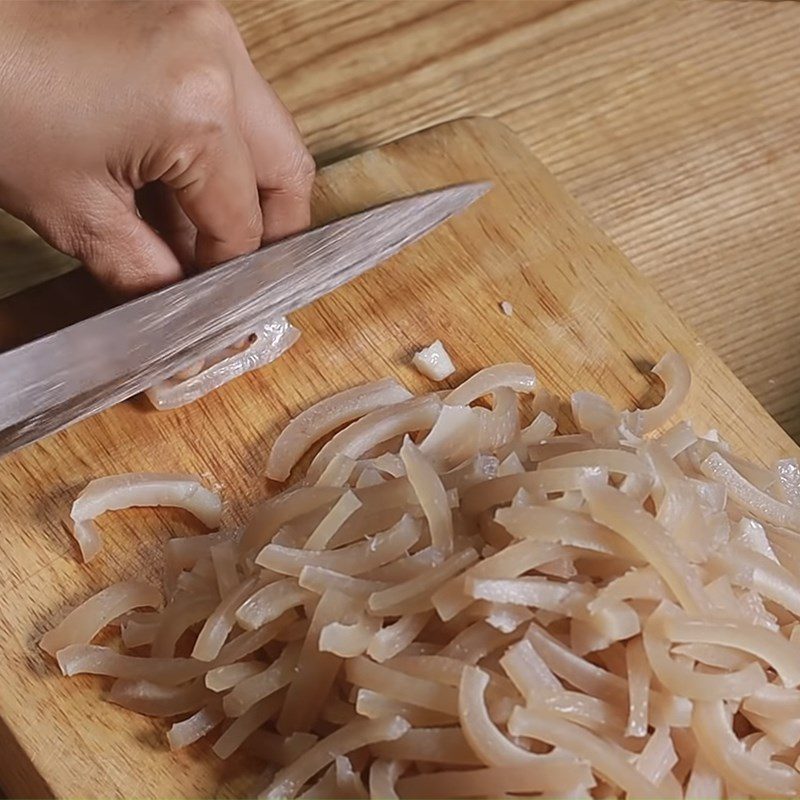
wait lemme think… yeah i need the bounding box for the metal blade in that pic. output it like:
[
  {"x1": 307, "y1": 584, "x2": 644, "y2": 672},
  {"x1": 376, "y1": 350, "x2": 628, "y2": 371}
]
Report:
[{"x1": 0, "y1": 181, "x2": 490, "y2": 457}]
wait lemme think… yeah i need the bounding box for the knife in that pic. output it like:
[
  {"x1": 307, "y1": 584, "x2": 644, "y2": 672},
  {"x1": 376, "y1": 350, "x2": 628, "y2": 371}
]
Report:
[{"x1": 0, "y1": 181, "x2": 490, "y2": 458}]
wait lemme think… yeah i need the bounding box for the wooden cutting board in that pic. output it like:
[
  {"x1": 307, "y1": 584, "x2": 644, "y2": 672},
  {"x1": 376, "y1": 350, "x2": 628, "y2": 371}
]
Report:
[{"x1": 0, "y1": 117, "x2": 796, "y2": 799}]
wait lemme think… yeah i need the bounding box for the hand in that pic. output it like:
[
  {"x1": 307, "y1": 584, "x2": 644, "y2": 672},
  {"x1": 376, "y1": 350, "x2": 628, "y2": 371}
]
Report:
[{"x1": 0, "y1": 0, "x2": 314, "y2": 295}]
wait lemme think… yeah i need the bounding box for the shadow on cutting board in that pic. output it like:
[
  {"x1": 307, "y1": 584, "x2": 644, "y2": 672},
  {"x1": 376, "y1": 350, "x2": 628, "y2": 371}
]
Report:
[
  {"x1": 0, "y1": 209, "x2": 115, "y2": 355},
  {"x1": 0, "y1": 211, "x2": 79, "y2": 299},
  {"x1": 0, "y1": 265, "x2": 111, "y2": 354}
]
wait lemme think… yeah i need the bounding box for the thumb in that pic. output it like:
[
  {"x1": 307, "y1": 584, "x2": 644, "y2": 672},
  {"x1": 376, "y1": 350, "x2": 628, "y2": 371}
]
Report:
[{"x1": 48, "y1": 186, "x2": 184, "y2": 297}]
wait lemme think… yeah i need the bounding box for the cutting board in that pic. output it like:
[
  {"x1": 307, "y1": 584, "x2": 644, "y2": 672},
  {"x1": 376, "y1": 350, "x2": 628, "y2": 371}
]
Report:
[{"x1": 0, "y1": 117, "x2": 796, "y2": 799}]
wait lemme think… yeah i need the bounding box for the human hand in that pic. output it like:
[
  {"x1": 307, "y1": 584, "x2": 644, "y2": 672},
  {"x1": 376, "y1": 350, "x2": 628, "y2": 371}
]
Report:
[{"x1": 0, "y1": 0, "x2": 314, "y2": 295}]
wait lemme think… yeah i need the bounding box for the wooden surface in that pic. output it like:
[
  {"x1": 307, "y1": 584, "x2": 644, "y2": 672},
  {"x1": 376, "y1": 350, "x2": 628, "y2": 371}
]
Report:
[
  {"x1": 3, "y1": 0, "x2": 799, "y2": 440},
  {"x1": 0, "y1": 116, "x2": 798, "y2": 799}
]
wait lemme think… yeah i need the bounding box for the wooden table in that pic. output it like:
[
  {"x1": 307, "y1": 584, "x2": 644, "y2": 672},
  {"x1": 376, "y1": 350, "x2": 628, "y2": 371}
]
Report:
[{"x1": 2, "y1": 0, "x2": 799, "y2": 439}]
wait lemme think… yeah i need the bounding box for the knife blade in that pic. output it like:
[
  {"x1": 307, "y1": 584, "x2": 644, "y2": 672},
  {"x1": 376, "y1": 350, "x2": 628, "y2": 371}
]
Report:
[{"x1": 0, "y1": 181, "x2": 490, "y2": 458}]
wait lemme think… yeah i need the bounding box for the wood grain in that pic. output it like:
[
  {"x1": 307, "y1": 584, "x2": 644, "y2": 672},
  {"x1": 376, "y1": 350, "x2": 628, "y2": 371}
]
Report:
[
  {"x1": 3, "y1": 0, "x2": 798, "y2": 440},
  {"x1": 238, "y1": 0, "x2": 800, "y2": 440},
  {"x1": 0, "y1": 116, "x2": 797, "y2": 799}
]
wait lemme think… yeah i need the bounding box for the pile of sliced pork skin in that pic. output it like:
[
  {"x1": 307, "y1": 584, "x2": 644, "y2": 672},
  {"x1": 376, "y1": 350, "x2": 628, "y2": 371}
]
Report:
[{"x1": 42, "y1": 353, "x2": 800, "y2": 799}]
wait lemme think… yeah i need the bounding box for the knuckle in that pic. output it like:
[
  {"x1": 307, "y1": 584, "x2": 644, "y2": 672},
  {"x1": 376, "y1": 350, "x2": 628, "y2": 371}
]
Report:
[
  {"x1": 163, "y1": 65, "x2": 234, "y2": 143},
  {"x1": 180, "y1": 65, "x2": 234, "y2": 120},
  {"x1": 179, "y1": 0, "x2": 231, "y2": 38},
  {"x1": 190, "y1": 63, "x2": 233, "y2": 107},
  {"x1": 284, "y1": 146, "x2": 316, "y2": 191},
  {"x1": 159, "y1": 3, "x2": 235, "y2": 125},
  {"x1": 158, "y1": 144, "x2": 203, "y2": 185},
  {"x1": 244, "y1": 207, "x2": 264, "y2": 242},
  {"x1": 297, "y1": 148, "x2": 317, "y2": 185},
  {"x1": 223, "y1": 203, "x2": 262, "y2": 249}
]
